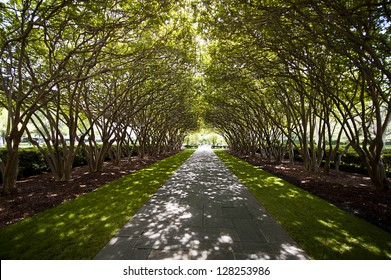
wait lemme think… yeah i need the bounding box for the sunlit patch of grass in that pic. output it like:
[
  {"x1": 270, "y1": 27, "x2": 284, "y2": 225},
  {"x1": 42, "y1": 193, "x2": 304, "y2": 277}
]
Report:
[
  {"x1": 215, "y1": 150, "x2": 391, "y2": 260},
  {"x1": 0, "y1": 150, "x2": 194, "y2": 259}
]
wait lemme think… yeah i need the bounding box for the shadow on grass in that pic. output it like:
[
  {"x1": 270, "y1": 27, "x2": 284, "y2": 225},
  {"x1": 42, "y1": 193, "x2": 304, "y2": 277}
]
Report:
[
  {"x1": 215, "y1": 151, "x2": 391, "y2": 260},
  {"x1": 0, "y1": 150, "x2": 194, "y2": 259}
]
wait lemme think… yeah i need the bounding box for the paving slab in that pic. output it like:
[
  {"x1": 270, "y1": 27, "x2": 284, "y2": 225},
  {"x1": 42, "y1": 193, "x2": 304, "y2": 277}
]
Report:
[{"x1": 95, "y1": 146, "x2": 308, "y2": 260}]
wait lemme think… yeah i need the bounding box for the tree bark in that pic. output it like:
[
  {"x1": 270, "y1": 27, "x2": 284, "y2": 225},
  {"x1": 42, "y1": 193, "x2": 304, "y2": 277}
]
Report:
[
  {"x1": 1, "y1": 147, "x2": 19, "y2": 195},
  {"x1": 368, "y1": 158, "x2": 390, "y2": 191}
]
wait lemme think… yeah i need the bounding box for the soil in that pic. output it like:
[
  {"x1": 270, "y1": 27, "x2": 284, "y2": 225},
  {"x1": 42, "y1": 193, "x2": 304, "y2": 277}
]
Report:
[
  {"x1": 0, "y1": 151, "x2": 179, "y2": 229},
  {"x1": 229, "y1": 151, "x2": 391, "y2": 233}
]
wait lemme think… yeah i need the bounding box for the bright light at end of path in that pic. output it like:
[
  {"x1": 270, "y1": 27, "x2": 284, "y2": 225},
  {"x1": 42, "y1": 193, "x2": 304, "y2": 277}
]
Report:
[{"x1": 197, "y1": 144, "x2": 212, "y2": 151}]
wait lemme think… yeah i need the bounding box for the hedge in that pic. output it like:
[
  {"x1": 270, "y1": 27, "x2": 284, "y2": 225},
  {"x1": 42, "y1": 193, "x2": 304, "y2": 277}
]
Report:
[
  {"x1": 0, "y1": 148, "x2": 48, "y2": 181},
  {"x1": 291, "y1": 146, "x2": 391, "y2": 176},
  {"x1": 0, "y1": 144, "x2": 139, "y2": 182}
]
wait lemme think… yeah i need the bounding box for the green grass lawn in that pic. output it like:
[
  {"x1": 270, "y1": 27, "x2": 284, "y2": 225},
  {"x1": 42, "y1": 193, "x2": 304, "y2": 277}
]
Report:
[
  {"x1": 215, "y1": 150, "x2": 391, "y2": 259},
  {"x1": 0, "y1": 149, "x2": 194, "y2": 259}
]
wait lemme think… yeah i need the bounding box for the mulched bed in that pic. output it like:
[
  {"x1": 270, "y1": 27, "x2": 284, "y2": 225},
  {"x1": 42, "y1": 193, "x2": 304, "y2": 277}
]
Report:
[
  {"x1": 0, "y1": 151, "x2": 179, "y2": 229},
  {"x1": 230, "y1": 151, "x2": 391, "y2": 233}
]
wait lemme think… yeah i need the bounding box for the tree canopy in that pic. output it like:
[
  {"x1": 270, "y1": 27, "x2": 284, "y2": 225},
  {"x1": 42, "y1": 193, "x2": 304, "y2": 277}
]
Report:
[
  {"x1": 201, "y1": 0, "x2": 391, "y2": 190},
  {"x1": 0, "y1": 0, "x2": 390, "y2": 194}
]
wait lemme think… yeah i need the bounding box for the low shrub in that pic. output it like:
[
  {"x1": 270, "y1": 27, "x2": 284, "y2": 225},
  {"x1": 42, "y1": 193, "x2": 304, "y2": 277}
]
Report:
[
  {"x1": 382, "y1": 149, "x2": 391, "y2": 173},
  {"x1": 339, "y1": 147, "x2": 361, "y2": 166},
  {"x1": 289, "y1": 145, "x2": 391, "y2": 176},
  {"x1": 184, "y1": 144, "x2": 198, "y2": 149},
  {"x1": 0, "y1": 147, "x2": 48, "y2": 182},
  {"x1": 17, "y1": 148, "x2": 49, "y2": 177},
  {"x1": 0, "y1": 144, "x2": 140, "y2": 182},
  {"x1": 73, "y1": 147, "x2": 88, "y2": 168}
]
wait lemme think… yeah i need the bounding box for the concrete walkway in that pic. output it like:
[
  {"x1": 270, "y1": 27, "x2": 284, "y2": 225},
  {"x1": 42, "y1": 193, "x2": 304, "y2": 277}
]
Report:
[{"x1": 95, "y1": 146, "x2": 308, "y2": 260}]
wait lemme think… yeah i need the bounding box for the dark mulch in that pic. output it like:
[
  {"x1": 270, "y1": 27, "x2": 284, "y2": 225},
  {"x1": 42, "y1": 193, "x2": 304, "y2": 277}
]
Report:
[
  {"x1": 230, "y1": 152, "x2": 391, "y2": 233},
  {"x1": 0, "y1": 151, "x2": 179, "y2": 229}
]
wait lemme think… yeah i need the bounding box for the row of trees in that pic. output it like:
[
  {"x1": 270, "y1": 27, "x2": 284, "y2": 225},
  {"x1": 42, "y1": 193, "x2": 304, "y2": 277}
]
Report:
[
  {"x1": 0, "y1": 0, "x2": 199, "y2": 195},
  {"x1": 2, "y1": 0, "x2": 390, "y2": 194},
  {"x1": 201, "y1": 0, "x2": 391, "y2": 190}
]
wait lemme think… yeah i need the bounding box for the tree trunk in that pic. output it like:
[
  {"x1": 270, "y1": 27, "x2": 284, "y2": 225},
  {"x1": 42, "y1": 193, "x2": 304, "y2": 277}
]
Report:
[
  {"x1": 139, "y1": 143, "x2": 145, "y2": 159},
  {"x1": 368, "y1": 158, "x2": 390, "y2": 191},
  {"x1": 289, "y1": 145, "x2": 295, "y2": 166},
  {"x1": 60, "y1": 151, "x2": 75, "y2": 181},
  {"x1": 335, "y1": 144, "x2": 350, "y2": 173},
  {"x1": 84, "y1": 139, "x2": 112, "y2": 172},
  {"x1": 1, "y1": 148, "x2": 19, "y2": 195}
]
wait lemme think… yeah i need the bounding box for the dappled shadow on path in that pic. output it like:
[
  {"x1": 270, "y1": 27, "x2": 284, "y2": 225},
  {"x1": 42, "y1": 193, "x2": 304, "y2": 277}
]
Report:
[{"x1": 95, "y1": 147, "x2": 308, "y2": 260}]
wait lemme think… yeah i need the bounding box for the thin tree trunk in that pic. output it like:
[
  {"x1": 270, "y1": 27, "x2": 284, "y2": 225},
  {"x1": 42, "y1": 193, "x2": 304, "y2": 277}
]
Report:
[
  {"x1": 368, "y1": 158, "x2": 390, "y2": 191},
  {"x1": 1, "y1": 145, "x2": 19, "y2": 195}
]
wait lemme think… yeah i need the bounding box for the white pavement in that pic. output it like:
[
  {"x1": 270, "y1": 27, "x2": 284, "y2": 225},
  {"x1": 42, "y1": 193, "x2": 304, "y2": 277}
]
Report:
[{"x1": 95, "y1": 146, "x2": 308, "y2": 260}]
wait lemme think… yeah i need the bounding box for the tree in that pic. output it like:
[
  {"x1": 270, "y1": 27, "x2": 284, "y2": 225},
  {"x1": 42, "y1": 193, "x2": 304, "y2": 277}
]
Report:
[
  {"x1": 1, "y1": 0, "x2": 198, "y2": 189},
  {"x1": 289, "y1": 0, "x2": 391, "y2": 189},
  {"x1": 201, "y1": 0, "x2": 391, "y2": 190},
  {"x1": 0, "y1": 0, "x2": 81, "y2": 194}
]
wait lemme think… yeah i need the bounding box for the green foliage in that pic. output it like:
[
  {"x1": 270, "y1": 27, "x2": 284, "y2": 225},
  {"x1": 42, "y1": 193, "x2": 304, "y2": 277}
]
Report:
[
  {"x1": 201, "y1": 0, "x2": 391, "y2": 189},
  {"x1": 184, "y1": 129, "x2": 227, "y2": 148},
  {"x1": 0, "y1": 148, "x2": 48, "y2": 181},
  {"x1": 382, "y1": 150, "x2": 391, "y2": 173},
  {"x1": 337, "y1": 148, "x2": 368, "y2": 174},
  {"x1": 17, "y1": 148, "x2": 49, "y2": 177},
  {"x1": 0, "y1": 145, "x2": 140, "y2": 181},
  {"x1": 215, "y1": 150, "x2": 391, "y2": 259},
  {"x1": 291, "y1": 146, "x2": 391, "y2": 175},
  {"x1": 73, "y1": 148, "x2": 88, "y2": 168},
  {"x1": 0, "y1": 149, "x2": 194, "y2": 259},
  {"x1": 1, "y1": 0, "x2": 200, "y2": 193},
  {"x1": 108, "y1": 144, "x2": 139, "y2": 158},
  {"x1": 340, "y1": 148, "x2": 362, "y2": 166}
]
